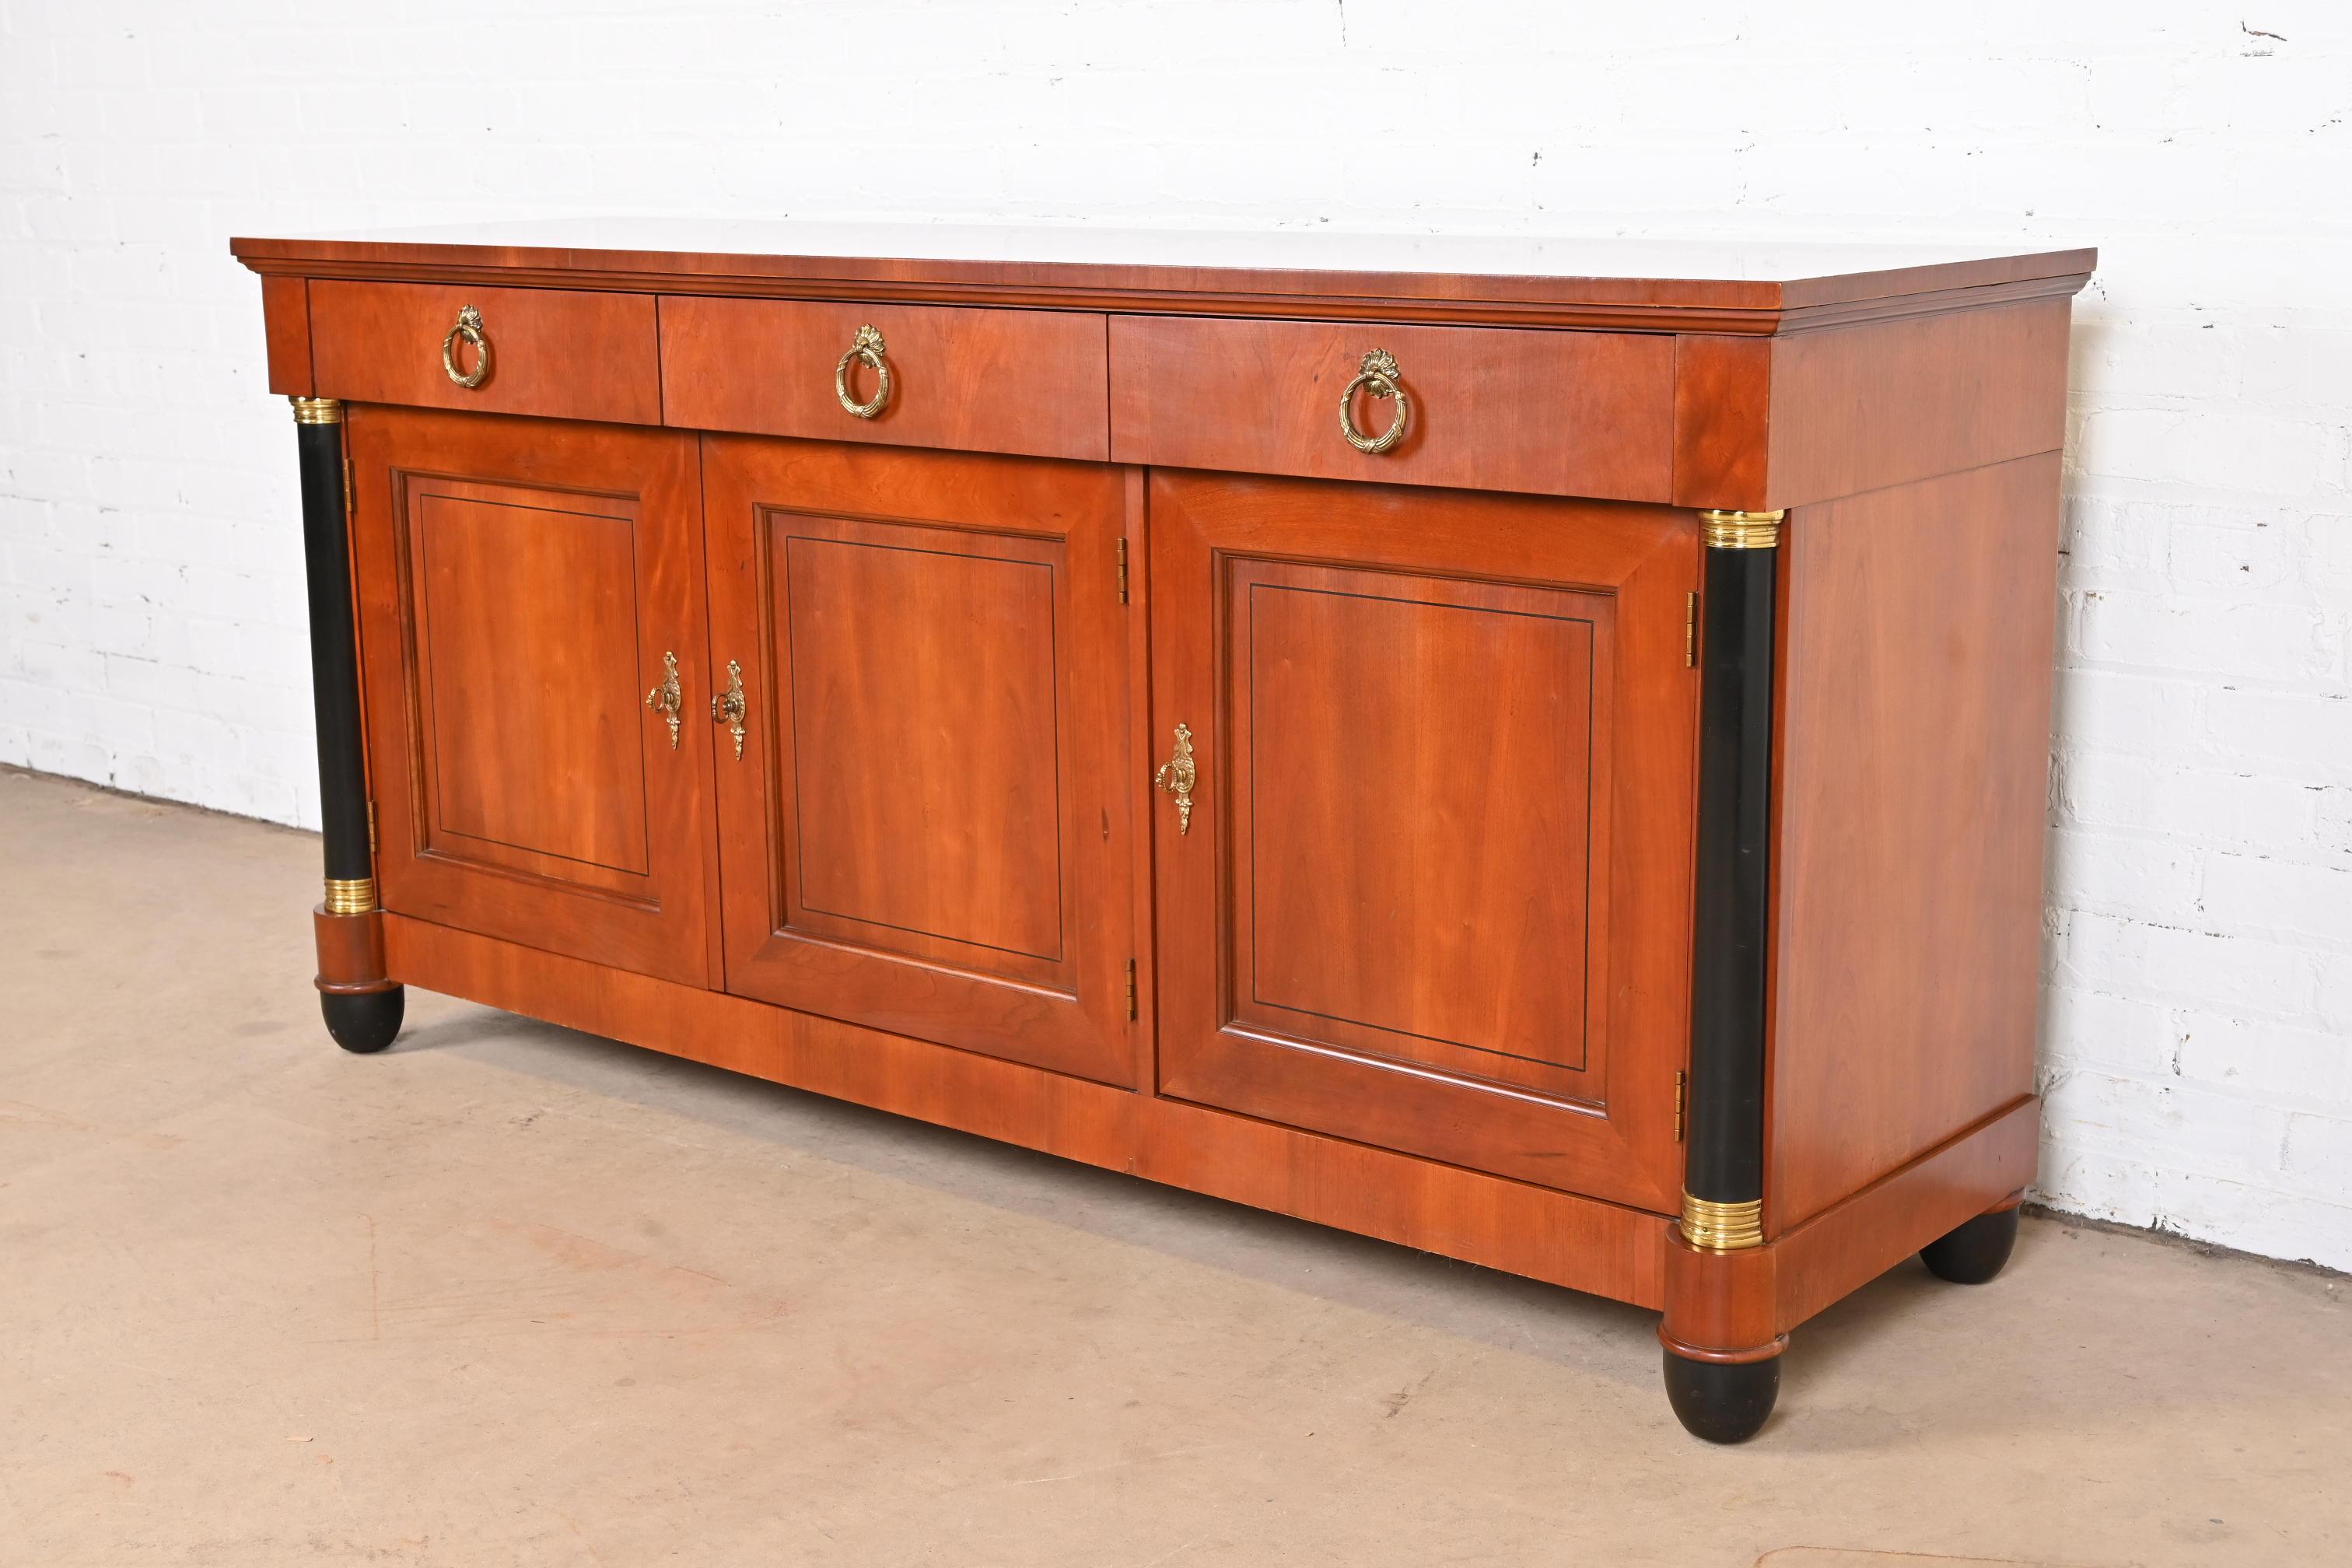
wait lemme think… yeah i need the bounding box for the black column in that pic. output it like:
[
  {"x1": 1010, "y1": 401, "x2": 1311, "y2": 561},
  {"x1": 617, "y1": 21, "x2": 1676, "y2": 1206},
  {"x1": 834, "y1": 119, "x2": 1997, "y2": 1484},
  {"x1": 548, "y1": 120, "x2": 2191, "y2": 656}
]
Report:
[
  {"x1": 1682, "y1": 512, "x2": 1780, "y2": 1251},
  {"x1": 293, "y1": 397, "x2": 402, "y2": 1054},
  {"x1": 293, "y1": 398, "x2": 373, "y2": 894}
]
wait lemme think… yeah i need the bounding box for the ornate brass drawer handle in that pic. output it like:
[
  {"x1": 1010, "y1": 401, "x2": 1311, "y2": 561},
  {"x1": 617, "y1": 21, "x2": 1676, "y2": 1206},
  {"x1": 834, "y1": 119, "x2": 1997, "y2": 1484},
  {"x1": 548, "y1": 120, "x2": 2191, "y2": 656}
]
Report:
[
  {"x1": 1338, "y1": 348, "x2": 1410, "y2": 455},
  {"x1": 1153, "y1": 722, "x2": 1197, "y2": 835},
  {"x1": 710, "y1": 659, "x2": 747, "y2": 761},
  {"x1": 643, "y1": 651, "x2": 683, "y2": 749},
  {"x1": 835, "y1": 324, "x2": 892, "y2": 418},
  {"x1": 441, "y1": 303, "x2": 492, "y2": 389}
]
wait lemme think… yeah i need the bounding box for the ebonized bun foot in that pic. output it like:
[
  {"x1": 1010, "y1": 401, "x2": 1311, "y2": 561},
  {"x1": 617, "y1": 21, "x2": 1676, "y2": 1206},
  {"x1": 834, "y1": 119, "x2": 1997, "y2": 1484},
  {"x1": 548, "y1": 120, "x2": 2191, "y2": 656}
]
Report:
[
  {"x1": 1920, "y1": 1204, "x2": 2020, "y2": 1284},
  {"x1": 1662, "y1": 1348, "x2": 1780, "y2": 1444},
  {"x1": 322, "y1": 986, "x2": 404, "y2": 1054}
]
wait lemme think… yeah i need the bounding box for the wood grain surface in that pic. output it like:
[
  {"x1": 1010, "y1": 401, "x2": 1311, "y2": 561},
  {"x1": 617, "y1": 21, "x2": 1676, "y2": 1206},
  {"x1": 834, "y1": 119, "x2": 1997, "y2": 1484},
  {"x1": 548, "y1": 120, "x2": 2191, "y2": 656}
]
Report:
[
  {"x1": 346, "y1": 407, "x2": 718, "y2": 987},
  {"x1": 310, "y1": 279, "x2": 661, "y2": 425},
  {"x1": 699, "y1": 434, "x2": 1139, "y2": 1087},
  {"x1": 1148, "y1": 470, "x2": 1698, "y2": 1212},
  {"x1": 1766, "y1": 454, "x2": 2062, "y2": 1232},
  {"x1": 1111, "y1": 314, "x2": 1675, "y2": 501},
  {"x1": 661, "y1": 296, "x2": 1109, "y2": 460}
]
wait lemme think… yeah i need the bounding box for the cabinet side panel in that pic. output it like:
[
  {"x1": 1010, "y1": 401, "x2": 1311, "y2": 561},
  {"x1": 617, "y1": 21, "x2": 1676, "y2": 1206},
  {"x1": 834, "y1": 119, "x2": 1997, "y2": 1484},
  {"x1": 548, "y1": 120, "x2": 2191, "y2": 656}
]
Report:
[{"x1": 1767, "y1": 453, "x2": 2060, "y2": 1231}]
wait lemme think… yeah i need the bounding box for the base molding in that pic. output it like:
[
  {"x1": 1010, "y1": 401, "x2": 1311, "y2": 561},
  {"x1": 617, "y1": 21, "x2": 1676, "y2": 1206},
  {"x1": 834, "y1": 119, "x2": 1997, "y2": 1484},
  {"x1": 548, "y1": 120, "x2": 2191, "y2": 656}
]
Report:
[
  {"x1": 382, "y1": 914, "x2": 1674, "y2": 1309},
  {"x1": 1660, "y1": 1097, "x2": 2041, "y2": 1359},
  {"x1": 379, "y1": 913, "x2": 2039, "y2": 1332}
]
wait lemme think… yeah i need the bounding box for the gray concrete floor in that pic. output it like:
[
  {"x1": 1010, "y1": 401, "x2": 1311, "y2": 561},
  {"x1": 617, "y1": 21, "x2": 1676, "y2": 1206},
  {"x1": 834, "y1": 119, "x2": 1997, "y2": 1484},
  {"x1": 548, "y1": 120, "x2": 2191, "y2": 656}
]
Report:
[{"x1": 2, "y1": 764, "x2": 2345, "y2": 1566}]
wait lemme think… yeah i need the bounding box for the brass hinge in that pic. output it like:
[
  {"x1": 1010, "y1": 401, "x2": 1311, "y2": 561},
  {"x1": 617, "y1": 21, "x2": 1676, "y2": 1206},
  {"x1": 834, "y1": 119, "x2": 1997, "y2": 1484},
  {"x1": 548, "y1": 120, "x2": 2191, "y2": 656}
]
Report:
[
  {"x1": 1116, "y1": 537, "x2": 1129, "y2": 604},
  {"x1": 1674, "y1": 1070, "x2": 1687, "y2": 1142},
  {"x1": 343, "y1": 451, "x2": 356, "y2": 522},
  {"x1": 1685, "y1": 593, "x2": 1698, "y2": 667},
  {"x1": 366, "y1": 800, "x2": 377, "y2": 856},
  {"x1": 1125, "y1": 957, "x2": 1138, "y2": 1020}
]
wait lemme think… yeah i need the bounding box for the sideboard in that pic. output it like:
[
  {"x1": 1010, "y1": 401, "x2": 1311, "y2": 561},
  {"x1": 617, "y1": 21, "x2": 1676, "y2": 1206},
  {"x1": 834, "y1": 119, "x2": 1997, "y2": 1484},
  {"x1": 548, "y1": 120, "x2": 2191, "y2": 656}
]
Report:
[{"x1": 233, "y1": 222, "x2": 2091, "y2": 1442}]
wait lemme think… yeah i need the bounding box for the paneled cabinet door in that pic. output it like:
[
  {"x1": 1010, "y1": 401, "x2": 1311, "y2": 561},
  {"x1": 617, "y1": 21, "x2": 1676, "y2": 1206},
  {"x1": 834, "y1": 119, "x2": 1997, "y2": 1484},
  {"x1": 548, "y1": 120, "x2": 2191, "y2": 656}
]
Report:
[
  {"x1": 347, "y1": 407, "x2": 719, "y2": 986},
  {"x1": 701, "y1": 436, "x2": 1140, "y2": 1087},
  {"x1": 1148, "y1": 472, "x2": 1699, "y2": 1211}
]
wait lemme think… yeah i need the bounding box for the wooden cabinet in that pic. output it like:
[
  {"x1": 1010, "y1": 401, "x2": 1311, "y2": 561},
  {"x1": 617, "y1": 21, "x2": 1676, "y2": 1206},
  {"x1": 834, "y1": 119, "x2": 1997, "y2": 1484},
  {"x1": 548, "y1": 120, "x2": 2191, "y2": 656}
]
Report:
[{"x1": 239, "y1": 224, "x2": 2093, "y2": 1443}]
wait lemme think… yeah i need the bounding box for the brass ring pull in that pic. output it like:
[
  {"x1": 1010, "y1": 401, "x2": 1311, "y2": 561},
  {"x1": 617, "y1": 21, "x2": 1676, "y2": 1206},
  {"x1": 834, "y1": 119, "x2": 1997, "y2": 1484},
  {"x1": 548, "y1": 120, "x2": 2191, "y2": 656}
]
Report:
[
  {"x1": 643, "y1": 651, "x2": 682, "y2": 750},
  {"x1": 834, "y1": 324, "x2": 891, "y2": 418},
  {"x1": 1338, "y1": 348, "x2": 1409, "y2": 455},
  {"x1": 441, "y1": 304, "x2": 492, "y2": 389},
  {"x1": 709, "y1": 659, "x2": 747, "y2": 761},
  {"x1": 1153, "y1": 722, "x2": 1197, "y2": 835}
]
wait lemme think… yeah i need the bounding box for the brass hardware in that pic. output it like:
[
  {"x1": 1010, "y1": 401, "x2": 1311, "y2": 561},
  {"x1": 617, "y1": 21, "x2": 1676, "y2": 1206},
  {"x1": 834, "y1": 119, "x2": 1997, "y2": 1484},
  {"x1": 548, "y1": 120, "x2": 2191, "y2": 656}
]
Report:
[
  {"x1": 643, "y1": 651, "x2": 683, "y2": 749},
  {"x1": 1678, "y1": 1192, "x2": 1764, "y2": 1253},
  {"x1": 343, "y1": 450, "x2": 356, "y2": 523},
  {"x1": 1699, "y1": 509, "x2": 1784, "y2": 550},
  {"x1": 1685, "y1": 592, "x2": 1699, "y2": 667},
  {"x1": 324, "y1": 877, "x2": 376, "y2": 916},
  {"x1": 289, "y1": 396, "x2": 343, "y2": 425},
  {"x1": 1153, "y1": 722, "x2": 1198, "y2": 835},
  {"x1": 1674, "y1": 1070, "x2": 1687, "y2": 1142},
  {"x1": 709, "y1": 658, "x2": 747, "y2": 761},
  {"x1": 441, "y1": 303, "x2": 492, "y2": 389},
  {"x1": 1116, "y1": 537, "x2": 1129, "y2": 604},
  {"x1": 1338, "y1": 348, "x2": 1411, "y2": 455},
  {"x1": 1125, "y1": 958, "x2": 1138, "y2": 1021},
  {"x1": 366, "y1": 800, "x2": 376, "y2": 856},
  {"x1": 834, "y1": 324, "x2": 892, "y2": 418}
]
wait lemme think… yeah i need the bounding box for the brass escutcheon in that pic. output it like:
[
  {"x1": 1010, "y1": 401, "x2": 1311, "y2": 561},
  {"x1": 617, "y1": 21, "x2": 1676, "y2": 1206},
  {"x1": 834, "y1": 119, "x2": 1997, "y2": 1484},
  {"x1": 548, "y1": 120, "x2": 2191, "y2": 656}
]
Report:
[
  {"x1": 835, "y1": 324, "x2": 891, "y2": 418},
  {"x1": 643, "y1": 651, "x2": 683, "y2": 749},
  {"x1": 1338, "y1": 348, "x2": 1411, "y2": 454},
  {"x1": 1153, "y1": 722, "x2": 1198, "y2": 835},
  {"x1": 710, "y1": 659, "x2": 747, "y2": 761},
  {"x1": 442, "y1": 304, "x2": 492, "y2": 389}
]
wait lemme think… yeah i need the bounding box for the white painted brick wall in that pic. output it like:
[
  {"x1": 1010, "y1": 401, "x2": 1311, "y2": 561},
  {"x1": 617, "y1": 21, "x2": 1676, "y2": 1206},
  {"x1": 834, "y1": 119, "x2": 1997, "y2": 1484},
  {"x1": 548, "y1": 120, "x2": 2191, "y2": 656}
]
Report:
[{"x1": 3, "y1": 0, "x2": 2347, "y2": 1267}]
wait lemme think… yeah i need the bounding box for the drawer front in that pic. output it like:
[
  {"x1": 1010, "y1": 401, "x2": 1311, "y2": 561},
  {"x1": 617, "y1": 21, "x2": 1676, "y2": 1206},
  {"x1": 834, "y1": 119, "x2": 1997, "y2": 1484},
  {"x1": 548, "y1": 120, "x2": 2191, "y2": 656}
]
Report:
[
  {"x1": 1111, "y1": 316, "x2": 1675, "y2": 501},
  {"x1": 660, "y1": 297, "x2": 1109, "y2": 462},
  {"x1": 310, "y1": 280, "x2": 662, "y2": 425}
]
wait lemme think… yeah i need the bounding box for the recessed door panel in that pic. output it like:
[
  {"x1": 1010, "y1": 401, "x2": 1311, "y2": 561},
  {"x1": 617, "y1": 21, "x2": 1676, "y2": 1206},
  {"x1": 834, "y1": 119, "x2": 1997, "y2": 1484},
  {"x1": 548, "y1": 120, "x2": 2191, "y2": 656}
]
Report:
[
  {"x1": 1231, "y1": 559, "x2": 1601, "y2": 1097},
  {"x1": 777, "y1": 521, "x2": 1069, "y2": 980},
  {"x1": 1150, "y1": 471, "x2": 1697, "y2": 1211},
  {"x1": 703, "y1": 436, "x2": 1138, "y2": 1087},
  {"x1": 413, "y1": 488, "x2": 652, "y2": 885},
  {"x1": 348, "y1": 406, "x2": 716, "y2": 985}
]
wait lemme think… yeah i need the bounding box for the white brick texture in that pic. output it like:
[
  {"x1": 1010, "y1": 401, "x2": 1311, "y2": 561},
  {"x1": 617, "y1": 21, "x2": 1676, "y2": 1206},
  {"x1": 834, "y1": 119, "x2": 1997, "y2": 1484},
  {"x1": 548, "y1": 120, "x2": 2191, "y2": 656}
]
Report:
[{"x1": 4, "y1": 1, "x2": 2348, "y2": 1267}]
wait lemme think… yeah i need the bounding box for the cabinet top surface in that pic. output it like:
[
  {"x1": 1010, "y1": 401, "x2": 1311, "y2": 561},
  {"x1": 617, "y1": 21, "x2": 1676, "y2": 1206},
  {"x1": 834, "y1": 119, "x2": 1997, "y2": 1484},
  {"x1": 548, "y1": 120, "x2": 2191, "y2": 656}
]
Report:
[{"x1": 233, "y1": 219, "x2": 2095, "y2": 332}]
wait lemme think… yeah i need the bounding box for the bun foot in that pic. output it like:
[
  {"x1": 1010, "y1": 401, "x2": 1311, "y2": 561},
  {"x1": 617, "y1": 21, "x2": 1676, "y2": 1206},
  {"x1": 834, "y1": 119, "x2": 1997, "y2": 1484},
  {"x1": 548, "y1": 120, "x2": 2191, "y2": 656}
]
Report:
[
  {"x1": 321, "y1": 986, "x2": 404, "y2": 1054},
  {"x1": 1920, "y1": 1204, "x2": 2020, "y2": 1284},
  {"x1": 1662, "y1": 1348, "x2": 1780, "y2": 1444}
]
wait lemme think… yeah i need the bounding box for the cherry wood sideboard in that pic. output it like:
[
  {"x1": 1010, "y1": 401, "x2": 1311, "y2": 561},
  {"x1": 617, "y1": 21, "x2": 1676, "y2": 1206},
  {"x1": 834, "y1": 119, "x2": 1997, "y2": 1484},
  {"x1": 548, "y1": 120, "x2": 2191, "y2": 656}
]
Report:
[{"x1": 235, "y1": 222, "x2": 2092, "y2": 1442}]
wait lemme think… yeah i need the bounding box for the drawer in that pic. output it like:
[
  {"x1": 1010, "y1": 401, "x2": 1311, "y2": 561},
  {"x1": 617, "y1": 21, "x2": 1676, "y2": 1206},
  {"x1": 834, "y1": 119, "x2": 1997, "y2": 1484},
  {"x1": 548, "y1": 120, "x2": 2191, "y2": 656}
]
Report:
[
  {"x1": 1110, "y1": 316, "x2": 1675, "y2": 502},
  {"x1": 660, "y1": 297, "x2": 1108, "y2": 462},
  {"x1": 308, "y1": 281, "x2": 661, "y2": 425}
]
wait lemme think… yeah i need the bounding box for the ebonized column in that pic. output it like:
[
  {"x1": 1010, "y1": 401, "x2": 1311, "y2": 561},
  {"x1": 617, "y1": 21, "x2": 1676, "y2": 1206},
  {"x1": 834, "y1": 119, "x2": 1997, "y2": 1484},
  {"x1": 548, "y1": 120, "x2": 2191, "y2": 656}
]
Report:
[
  {"x1": 1661, "y1": 506, "x2": 1783, "y2": 1444},
  {"x1": 1682, "y1": 508, "x2": 1780, "y2": 1251},
  {"x1": 293, "y1": 396, "x2": 403, "y2": 1053}
]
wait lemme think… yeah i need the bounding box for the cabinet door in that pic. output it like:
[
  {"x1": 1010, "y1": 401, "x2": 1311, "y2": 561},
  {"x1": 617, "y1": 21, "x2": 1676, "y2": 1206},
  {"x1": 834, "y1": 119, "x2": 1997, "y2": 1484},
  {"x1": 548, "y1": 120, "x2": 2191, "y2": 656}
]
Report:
[
  {"x1": 348, "y1": 407, "x2": 718, "y2": 985},
  {"x1": 1149, "y1": 472, "x2": 1697, "y2": 1212},
  {"x1": 702, "y1": 436, "x2": 1139, "y2": 1087}
]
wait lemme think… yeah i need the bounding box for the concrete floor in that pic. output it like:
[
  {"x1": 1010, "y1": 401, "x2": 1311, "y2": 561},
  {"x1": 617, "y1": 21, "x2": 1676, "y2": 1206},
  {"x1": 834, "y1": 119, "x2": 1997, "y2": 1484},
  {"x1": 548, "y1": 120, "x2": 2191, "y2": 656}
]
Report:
[{"x1": 2, "y1": 765, "x2": 2345, "y2": 1566}]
